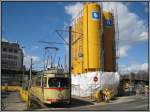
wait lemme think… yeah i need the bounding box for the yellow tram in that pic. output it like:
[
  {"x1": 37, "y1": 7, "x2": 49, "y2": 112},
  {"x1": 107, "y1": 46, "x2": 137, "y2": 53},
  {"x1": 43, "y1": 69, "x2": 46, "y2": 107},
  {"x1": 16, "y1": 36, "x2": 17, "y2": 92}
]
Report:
[{"x1": 30, "y1": 68, "x2": 71, "y2": 104}]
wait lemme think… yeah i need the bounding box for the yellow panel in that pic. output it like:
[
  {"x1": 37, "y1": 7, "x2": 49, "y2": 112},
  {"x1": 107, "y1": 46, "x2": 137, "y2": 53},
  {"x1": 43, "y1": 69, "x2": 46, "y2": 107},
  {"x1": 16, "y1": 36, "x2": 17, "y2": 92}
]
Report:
[
  {"x1": 83, "y1": 3, "x2": 101, "y2": 72},
  {"x1": 72, "y1": 3, "x2": 102, "y2": 74},
  {"x1": 103, "y1": 11, "x2": 116, "y2": 72},
  {"x1": 72, "y1": 16, "x2": 84, "y2": 74}
]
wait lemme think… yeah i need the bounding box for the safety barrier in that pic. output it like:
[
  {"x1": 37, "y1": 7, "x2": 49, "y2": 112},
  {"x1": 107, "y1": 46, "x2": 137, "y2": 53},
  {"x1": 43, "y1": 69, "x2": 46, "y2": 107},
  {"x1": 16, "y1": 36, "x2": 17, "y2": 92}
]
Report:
[
  {"x1": 1, "y1": 86, "x2": 28, "y2": 102},
  {"x1": 19, "y1": 88, "x2": 28, "y2": 102},
  {"x1": 1, "y1": 86, "x2": 20, "y2": 91}
]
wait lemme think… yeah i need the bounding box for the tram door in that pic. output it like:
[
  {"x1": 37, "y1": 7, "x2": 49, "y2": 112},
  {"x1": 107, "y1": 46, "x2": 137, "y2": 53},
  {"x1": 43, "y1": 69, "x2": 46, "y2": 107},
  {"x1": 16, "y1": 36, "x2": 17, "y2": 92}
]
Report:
[
  {"x1": 42, "y1": 76, "x2": 47, "y2": 101},
  {"x1": 35, "y1": 76, "x2": 43, "y2": 101}
]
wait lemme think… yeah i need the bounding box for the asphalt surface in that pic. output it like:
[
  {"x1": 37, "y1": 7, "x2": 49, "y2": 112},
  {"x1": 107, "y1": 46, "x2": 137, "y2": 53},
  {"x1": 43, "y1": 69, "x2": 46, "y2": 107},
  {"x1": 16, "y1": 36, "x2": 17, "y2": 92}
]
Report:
[
  {"x1": 1, "y1": 91, "x2": 149, "y2": 111},
  {"x1": 36, "y1": 95, "x2": 149, "y2": 111},
  {"x1": 30, "y1": 96, "x2": 94, "y2": 110},
  {"x1": 71, "y1": 95, "x2": 149, "y2": 111}
]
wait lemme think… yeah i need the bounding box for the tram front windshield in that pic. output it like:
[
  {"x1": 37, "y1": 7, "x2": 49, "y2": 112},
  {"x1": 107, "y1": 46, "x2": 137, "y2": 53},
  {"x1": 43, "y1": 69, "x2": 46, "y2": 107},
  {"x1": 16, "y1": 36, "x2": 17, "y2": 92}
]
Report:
[{"x1": 48, "y1": 78, "x2": 69, "y2": 88}]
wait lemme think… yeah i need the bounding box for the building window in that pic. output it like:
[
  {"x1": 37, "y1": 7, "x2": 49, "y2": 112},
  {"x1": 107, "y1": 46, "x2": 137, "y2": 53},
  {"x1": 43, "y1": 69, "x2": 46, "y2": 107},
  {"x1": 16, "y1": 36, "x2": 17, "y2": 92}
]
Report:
[
  {"x1": 8, "y1": 55, "x2": 13, "y2": 59},
  {"x1": 14, "y1": 49, "x2": 18, "y2": 53},
  {"x1": 2, "y1": 54, "x2": 7, "y2": 59},
  {"x1": 3, "y1": 48, "x2": 7, "y2": 52},
  {"x1": 7, "y1": 55, "x2": 18, "y2": 59},
  {"x1": 2, "y1": 60, "x2": 8, "y2": 65},
  {"x1": 14, "y1": 56, "x2": 18, "y2": 59},
  {"x1": 9, "y1": 49, "x2": 13, "y2": 53}
]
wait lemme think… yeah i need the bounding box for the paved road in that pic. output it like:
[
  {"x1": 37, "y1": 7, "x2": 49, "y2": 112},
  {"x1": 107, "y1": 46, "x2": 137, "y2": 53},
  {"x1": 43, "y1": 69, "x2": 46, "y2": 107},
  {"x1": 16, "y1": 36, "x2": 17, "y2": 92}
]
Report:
[
  {"x1": 1, "y1": 91, "x2": 148, "y2": 111},
  {"x1": 30, "y1": 96, "x2": 94, "y2": 110},
  {"x1": 37, "y1": 95, "x2": 149, "y2": 111},
  {"x1": 1, "y1": 91, "x2": 27, "y2": 111},
  {"x1": 71, "y1": 95, "x2": 149, "y2": 111}
]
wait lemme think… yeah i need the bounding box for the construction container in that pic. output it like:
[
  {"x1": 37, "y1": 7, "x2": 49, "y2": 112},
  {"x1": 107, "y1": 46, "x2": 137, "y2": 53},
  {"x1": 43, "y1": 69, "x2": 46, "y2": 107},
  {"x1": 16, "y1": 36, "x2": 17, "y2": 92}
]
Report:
[
  {"x1": 103, "y1": 11, "x2": 116, "y2": 72},
  {"x1": 83, "y1": 3, "x2": 101, "y2": 72}
]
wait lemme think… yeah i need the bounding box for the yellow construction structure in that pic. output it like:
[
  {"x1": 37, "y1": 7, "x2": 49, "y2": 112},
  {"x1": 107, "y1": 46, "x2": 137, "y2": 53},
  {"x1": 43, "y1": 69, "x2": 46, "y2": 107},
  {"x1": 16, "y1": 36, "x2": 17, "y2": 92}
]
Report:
[
  {"x1": 72, "y1": 16, "x2": 83, "y2": 74},
  {"x1": 71, "y1": 3, "x2": 116, "y2": 74},
  {"x1": 103, "y1": 11, "x2": 116, "y2": 72},
  {"x1": 83, "y1": 3, "x2": 101, "y2": 72},
  {"x1": 72, "y1": 3, "x2": 101, "y2": 74}
]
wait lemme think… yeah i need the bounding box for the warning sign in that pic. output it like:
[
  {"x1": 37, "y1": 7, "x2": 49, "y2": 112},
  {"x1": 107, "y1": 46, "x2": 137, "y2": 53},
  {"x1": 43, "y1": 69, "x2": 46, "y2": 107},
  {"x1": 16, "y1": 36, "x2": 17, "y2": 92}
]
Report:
[{"x1": 93, "y1": 76, "x2": 98, "y2": 82}]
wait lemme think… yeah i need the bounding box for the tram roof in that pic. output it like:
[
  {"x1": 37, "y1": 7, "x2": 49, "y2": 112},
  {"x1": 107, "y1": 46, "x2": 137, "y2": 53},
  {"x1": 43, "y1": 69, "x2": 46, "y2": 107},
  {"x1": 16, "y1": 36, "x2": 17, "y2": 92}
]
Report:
[{"x1": 34, "y1": 68, "x2": 69, "y2": 77}]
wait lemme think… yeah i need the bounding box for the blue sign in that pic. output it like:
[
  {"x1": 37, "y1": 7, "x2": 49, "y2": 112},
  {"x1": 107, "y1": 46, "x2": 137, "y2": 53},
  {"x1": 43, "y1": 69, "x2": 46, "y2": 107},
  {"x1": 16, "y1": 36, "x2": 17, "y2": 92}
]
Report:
[
  {"x1": 92, "y1": 11, "x2": 100, "y2": 20},
  {"x1": 104, "y1": 20, "x2": 113, "y2": 26}
]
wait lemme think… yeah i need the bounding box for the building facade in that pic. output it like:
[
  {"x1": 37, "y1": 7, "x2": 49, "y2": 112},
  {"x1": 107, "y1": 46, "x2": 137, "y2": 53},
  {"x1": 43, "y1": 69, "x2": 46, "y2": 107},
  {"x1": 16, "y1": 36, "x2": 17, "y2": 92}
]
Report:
[{"x1": 1, "y1": 41, "x2": 23, "y2": 71}]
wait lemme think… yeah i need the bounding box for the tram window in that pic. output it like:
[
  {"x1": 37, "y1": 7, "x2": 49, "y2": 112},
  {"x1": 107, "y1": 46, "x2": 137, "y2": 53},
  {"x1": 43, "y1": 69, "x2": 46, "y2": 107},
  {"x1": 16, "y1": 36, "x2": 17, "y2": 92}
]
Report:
[
  {"x1": 48, "y1": 78, "x2": 69, "y2": 88},
  {"x1": 36, "y1": 77, "x2": 41, "y2": 86},
  {"x1": 32, "y1": 79, "x2": 36, "y2": 86}
]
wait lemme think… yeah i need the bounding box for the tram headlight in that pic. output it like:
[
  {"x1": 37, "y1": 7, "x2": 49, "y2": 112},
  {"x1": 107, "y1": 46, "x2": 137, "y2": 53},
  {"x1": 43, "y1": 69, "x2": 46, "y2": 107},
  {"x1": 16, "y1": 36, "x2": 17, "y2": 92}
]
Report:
[{"x1": 58, "y1": 93, "x2": 64, "y2": 99}]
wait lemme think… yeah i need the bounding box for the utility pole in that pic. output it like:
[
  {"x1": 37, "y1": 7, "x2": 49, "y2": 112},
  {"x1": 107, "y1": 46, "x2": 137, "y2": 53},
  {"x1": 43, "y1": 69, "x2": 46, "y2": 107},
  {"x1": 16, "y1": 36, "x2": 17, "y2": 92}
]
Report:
[
  {"x1": 22, "y1": 66, "x2": 25, "y2": 88},
  {"x1": 30, "y1": 58, "x2": 32, "y2": 83},
  {"x1": 69, "y1": 26, "x2": 72, "y2": 103},
  {"x1": 64, "y1": 54, "x2": 67, "y2": 72},
  {"x1": 27, "y1": 58, "x2": 32, "y2": 109},
  {"x1": 22, "y1": 46, "x2": 25, "y2": 87}
]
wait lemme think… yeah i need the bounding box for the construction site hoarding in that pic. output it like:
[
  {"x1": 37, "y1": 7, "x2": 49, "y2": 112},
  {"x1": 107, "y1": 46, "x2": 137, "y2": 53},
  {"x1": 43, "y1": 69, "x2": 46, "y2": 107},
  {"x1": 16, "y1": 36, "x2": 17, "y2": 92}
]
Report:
[{"x1": 72, "y1": 71, "x2": 120, "y2": 97}]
